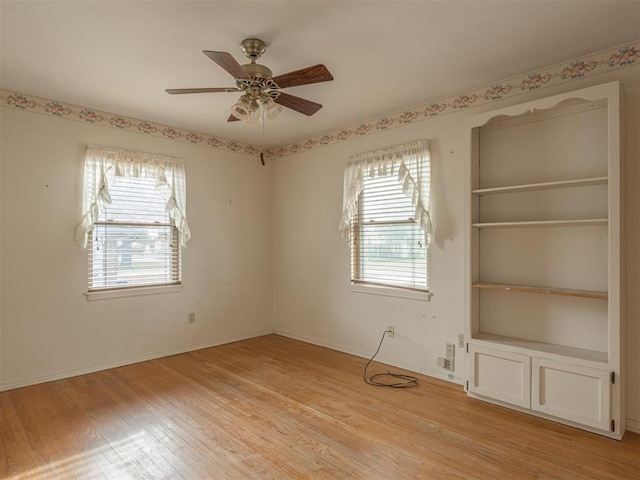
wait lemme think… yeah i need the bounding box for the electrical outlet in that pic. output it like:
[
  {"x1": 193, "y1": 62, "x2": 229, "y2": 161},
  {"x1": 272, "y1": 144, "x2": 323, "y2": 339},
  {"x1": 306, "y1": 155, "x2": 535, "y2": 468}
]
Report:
[
  {"x1": 188, "y1": 312, "x2": 195, "y2": 324},
  {"x1": 458, "y1": 333, "x2": 465, "y2": 348},
  {"x1": 446, "y1": 343, "x2": 455, "y2": 358},
  {"x1": 387, "y1": 325, "x2": 395, "y2": 338}
]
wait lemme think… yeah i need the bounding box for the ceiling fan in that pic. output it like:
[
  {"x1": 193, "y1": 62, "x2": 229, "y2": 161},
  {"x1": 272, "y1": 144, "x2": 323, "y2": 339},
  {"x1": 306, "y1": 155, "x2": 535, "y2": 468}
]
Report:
[{"x1": 166, "y1": 38, "x2": 334, "y2": 123}]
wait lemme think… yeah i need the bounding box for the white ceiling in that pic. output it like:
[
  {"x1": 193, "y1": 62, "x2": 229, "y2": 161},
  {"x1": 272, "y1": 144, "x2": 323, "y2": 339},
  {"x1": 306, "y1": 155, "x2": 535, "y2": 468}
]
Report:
[{"x1": 1, "y1": 1, "x2": 639, "y2": 147}]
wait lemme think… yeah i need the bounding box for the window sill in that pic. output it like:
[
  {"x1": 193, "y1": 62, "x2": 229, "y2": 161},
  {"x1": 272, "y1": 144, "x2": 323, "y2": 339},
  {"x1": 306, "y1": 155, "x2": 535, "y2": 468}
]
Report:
[
  {"x1": 350, "y1": 283, "x2": 432, "y2": 301},
  {"x1": 84, "y1": 284, "x2": 183, "y2": 301}
]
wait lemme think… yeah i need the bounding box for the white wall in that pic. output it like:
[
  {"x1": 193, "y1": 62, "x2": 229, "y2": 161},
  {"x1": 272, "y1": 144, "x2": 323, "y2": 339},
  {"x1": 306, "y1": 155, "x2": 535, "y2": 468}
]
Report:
[
  {"x1": 271, "y1": 66, "x2": 640, "y2": 428},
  {"x1": 0, "y1": 108, "x2": 273, "y2": 389},
  {"x1": 271, "y1": 113, "x2": 467, "y2": 381}
]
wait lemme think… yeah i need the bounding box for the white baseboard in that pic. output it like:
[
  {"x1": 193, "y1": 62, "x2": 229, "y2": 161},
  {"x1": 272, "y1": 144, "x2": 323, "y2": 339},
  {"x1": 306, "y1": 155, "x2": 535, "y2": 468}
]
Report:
[
  {"x1": 0, "y1": 328, "x2": 275, "y2": 392},
  {"x1": 274, "y1": 329, "x2": 465, "y2": 386},
  {"x1": 626, "y1": 418, "x2": 640, "y2": 434}
]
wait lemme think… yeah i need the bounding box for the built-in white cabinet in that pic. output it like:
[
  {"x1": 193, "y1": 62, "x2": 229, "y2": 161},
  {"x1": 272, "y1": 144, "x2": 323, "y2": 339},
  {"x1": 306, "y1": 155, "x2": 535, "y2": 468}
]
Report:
[
  {"x1": 531, "y1": 357, "x2": 611, "y2": 431},
  {"x1": 464, "y1": 82, "x2": 625, "y2": 439},
  {"x1": 468, "y1": 344, "x2": 531, "y2": 409}
]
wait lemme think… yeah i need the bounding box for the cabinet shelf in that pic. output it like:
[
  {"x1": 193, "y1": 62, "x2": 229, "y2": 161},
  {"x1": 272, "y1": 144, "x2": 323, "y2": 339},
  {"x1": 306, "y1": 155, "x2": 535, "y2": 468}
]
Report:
[
  {"x1": 473, "y1": 176, "x2": 608, "y2": 196},
  {"x1": 472, "y1": 333, "x2": 608, "y2": 364},
  {"x1": 473, "y1": 282, "x2": 608, "y2": 300},
  {"x1": 472, "y1": 218, "x2": 608, "y2": 229}
]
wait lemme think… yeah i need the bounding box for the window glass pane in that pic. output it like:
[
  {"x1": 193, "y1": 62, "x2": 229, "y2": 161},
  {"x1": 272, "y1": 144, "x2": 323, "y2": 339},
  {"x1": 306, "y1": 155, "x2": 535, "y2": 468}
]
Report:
[
  {"x1": 90, "y1": 225, "x2": 178, "y2": 289},
  {"x1": 361, "y1": 176, "x2": 415, "y2": 222},
  {"x1": 358, "y1": 223, "x2": 427, "y2": 289},
  {"x1": 99, "y1": 177, "x2": 169, "y2": 223}
]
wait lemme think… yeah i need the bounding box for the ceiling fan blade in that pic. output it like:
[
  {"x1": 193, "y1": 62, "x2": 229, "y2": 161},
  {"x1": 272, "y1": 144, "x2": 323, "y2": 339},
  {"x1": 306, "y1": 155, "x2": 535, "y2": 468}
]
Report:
[
  {"x1": 228, "y1": 115, "x2": 241, "y2": 122},
  {"x1": 203, "y1": 51, "x2": 251, "y2": 80},
  {"x1": 271, "y1": 64, "x2": 333, "y2": 89},
  {"x1": 166, "y1": 87, "x2": 240, "y2": 95},
  {"x1": 273, "y1": 92, "x2": 323, "y2": 116}
]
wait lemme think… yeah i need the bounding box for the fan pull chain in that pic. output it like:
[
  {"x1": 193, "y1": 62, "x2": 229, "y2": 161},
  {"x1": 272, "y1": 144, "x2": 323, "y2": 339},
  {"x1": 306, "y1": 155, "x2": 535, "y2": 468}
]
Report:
[{"x1": 260, "y1": 105, "x2": 266, "y2": 166}]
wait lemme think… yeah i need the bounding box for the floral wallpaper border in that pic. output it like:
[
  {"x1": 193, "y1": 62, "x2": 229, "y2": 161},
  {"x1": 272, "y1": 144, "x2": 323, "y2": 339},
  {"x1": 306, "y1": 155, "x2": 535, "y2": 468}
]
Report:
[
  {"x1": 2, "y1": 41, "x2": 638, "y2": 158},
  {"x1": 269, "y1": 41, "x2": 639, "y2": 157},
  {"x1": 0, "y1": 90, "x2": 261, "y2": 157}
]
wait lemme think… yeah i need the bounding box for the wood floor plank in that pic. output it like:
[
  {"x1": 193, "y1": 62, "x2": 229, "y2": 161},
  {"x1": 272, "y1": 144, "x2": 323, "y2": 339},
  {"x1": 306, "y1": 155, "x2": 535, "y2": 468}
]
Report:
[{"x1": 1, "y1": 334, "x2": 638, "y2": 479}]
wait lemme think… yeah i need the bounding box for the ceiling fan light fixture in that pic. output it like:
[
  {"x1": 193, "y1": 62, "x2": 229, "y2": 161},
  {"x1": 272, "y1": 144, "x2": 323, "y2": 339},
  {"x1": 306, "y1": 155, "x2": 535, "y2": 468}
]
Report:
[
  {"x1": 246, "y1": 98, "x2": 262, "y2": 124},
  {"x1": 230, "y1": 95, "x2": 251, "y2": 120},
  {"x1": 262, "y1": 96, "x2": 282, "y2": 120}
]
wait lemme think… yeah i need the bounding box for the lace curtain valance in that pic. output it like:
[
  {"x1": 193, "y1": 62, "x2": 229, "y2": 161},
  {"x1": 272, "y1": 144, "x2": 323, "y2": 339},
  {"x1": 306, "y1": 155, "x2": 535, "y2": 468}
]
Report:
[
  {"x1": 74, "y1": 145, "x2": 191, "y2": 249},
  {"x1": 339, "y1": 140, "x2": 432, "y2": 242}
]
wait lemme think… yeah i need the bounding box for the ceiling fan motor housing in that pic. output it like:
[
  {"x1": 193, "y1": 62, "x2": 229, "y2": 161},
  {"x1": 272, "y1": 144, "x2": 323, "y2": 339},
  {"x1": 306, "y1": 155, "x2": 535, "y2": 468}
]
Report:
[{"x1": 242, "y1": 63, "x2": 273, "y2": 80}]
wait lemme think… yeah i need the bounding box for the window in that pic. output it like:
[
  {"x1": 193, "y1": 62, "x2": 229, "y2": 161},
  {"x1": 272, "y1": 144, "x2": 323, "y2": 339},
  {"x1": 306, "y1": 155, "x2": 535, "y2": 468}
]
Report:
[
  {"x1": 75, "y1": 146, "x2": 190, "y2": 293},
  {"x1": 340, "y1": 140, "x2": 431, "y2": 292},
  {"x1": 90, "y1": 176, "x2": 180, "y2": 289}
]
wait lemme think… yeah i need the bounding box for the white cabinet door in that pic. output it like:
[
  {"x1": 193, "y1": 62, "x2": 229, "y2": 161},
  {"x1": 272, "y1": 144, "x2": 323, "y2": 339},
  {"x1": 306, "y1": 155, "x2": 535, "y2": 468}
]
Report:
[
  {"x1": 469, "y1": 344, "x2": 531, "y2": 408},
  {"x1": 531, "y1": 357, "x2": 610, "y2": 431}
]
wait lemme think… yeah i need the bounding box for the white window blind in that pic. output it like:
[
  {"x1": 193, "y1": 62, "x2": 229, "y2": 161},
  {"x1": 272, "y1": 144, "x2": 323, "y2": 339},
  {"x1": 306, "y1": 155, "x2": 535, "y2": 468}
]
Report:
[
  {"x1": 340, "y1": 140, "x2": 431, "y2": 292},
  {"x1": 355, "y1": 175, "x2": 428, "y2": 290},
  {"x1": 90, "y1": 177, "x2": 180, "y2": 290}
]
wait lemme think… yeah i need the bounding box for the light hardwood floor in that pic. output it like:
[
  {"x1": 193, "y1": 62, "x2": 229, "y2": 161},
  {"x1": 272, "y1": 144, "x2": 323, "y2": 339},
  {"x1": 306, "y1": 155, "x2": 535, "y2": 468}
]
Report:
[{"x1": 1, "y1": 335, "x2": 638, "y2": 479}]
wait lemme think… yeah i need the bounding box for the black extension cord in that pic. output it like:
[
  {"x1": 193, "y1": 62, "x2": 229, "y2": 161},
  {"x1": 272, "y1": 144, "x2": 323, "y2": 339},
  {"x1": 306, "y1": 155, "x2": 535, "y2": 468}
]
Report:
[{"x1": 363, "y1": 330, "x2": 419, "y2": 388}]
